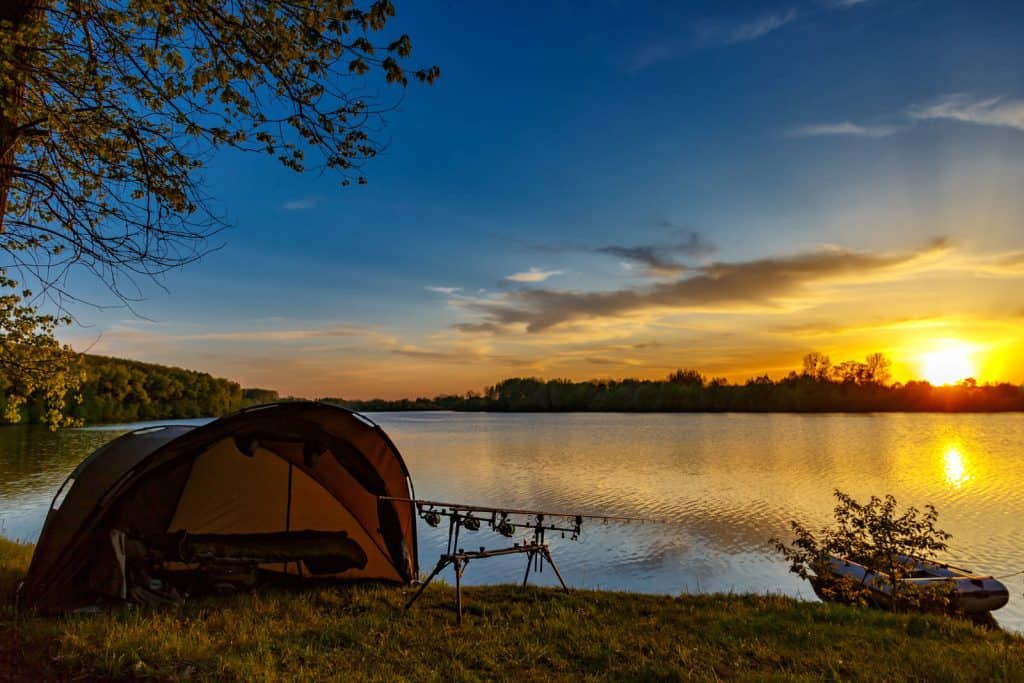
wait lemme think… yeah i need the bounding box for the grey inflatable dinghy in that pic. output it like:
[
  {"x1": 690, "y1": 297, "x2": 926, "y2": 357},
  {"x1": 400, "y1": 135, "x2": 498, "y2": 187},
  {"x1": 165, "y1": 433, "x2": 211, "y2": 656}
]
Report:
[{"x1": 812, "y1": 555, "x2": 1009, "y2": 615}]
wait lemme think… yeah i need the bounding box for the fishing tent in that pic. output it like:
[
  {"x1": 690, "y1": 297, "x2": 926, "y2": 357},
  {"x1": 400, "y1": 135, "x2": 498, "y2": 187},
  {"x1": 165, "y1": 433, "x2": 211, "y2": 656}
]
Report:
[{"x1": 20, "y1": 402, "x2": 418, "y2": 613}]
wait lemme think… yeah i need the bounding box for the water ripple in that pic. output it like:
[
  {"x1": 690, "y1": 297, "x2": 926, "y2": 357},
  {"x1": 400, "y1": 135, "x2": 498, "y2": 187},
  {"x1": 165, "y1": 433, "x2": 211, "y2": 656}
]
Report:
[{"x1": 2, "y1": 413, "x2": 1023, "y2": 631}]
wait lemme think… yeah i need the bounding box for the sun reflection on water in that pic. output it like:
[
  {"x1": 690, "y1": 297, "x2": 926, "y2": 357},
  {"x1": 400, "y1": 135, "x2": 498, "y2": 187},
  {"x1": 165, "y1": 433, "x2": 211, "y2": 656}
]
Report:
[{"x1": 943, "y1": 444, "x2": 971, "y2": 488}]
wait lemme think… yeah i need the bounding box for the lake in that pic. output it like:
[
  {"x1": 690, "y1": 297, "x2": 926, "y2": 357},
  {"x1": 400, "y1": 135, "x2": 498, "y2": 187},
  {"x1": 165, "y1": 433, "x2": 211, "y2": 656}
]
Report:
[{"x1": 2, "y1": 412, "x2": 1022, "y2": 630}]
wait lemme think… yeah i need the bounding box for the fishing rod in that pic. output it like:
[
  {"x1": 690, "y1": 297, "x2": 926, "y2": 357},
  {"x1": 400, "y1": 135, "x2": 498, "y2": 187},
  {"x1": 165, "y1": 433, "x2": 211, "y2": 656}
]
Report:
[
  {"x1": 378, "y1": 496, "x2": 664, "y2": 524},
  {"x1": 380, "y1": 495, "x2": 664, "y2": 624}
]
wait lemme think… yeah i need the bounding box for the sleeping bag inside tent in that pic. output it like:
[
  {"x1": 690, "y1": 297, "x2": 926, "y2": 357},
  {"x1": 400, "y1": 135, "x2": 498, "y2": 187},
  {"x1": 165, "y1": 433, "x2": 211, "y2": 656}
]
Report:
[{"x1": 19, "y1": 402, "x2": 418, "y2": 613}]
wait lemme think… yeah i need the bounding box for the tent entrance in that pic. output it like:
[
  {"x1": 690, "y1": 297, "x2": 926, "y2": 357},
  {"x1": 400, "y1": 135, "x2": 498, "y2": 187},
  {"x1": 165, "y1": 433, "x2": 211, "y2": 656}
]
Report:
[{"x1": 96, "y1": 436, "x2": 396, "y2": 602}]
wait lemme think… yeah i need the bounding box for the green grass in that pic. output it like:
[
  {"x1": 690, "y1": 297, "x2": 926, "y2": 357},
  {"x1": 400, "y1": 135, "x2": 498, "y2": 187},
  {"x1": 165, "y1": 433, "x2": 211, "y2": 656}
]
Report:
[{"x1": 1, "y1": 538, "x2": 1022, "y2": 681}]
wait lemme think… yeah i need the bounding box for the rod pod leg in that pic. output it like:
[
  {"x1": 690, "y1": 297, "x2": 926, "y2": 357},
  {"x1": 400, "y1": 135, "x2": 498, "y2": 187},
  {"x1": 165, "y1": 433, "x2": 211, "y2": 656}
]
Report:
[
  {"x1": 542, "y1": 546, "x2": 570, "y2": 593},
  {"x1": 454, "y1": 558, "x2": 464, "y2": 626},
  {"x1": 405, "y1": 555, "x2": 450, "y2": 611},
  {"x1": 522, "y1": 548, "x2": 535, "y2": 587}
]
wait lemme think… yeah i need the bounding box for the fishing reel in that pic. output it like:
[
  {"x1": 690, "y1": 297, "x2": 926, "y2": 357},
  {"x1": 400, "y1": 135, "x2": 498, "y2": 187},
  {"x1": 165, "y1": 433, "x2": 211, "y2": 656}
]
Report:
[
  {"x1": 422, "y1": 510, "x2": 442, "y2": 527},
  {"x1": 495, "y1": 515, "x2": 516, "y2": 538}
]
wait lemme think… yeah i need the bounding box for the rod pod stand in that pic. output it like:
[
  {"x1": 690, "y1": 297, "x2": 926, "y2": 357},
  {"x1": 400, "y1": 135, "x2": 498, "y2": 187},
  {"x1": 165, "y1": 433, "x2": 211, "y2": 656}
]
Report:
[{"x1": 404, "y1": 510, "x2": 571, "y2": 625}]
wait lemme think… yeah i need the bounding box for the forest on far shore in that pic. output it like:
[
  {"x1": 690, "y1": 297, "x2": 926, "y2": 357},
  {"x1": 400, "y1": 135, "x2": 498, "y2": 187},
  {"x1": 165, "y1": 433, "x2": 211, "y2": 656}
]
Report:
[
  {"x1": 4, "y1": 351, "x2": 1022, "y2": 426},
  {"x1": 328, "y1": 352, "x2": 1024, "y2": 413},
  {"x1": 1, "y1": 354, "x2": 279, "y2": 425}
]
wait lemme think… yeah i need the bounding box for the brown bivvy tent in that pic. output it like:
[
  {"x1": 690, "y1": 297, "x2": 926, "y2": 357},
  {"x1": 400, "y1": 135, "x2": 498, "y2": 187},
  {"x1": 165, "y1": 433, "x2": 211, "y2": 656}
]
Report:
[{"x1": 19, "y1": 402, "x2": 418, "y2": 613}]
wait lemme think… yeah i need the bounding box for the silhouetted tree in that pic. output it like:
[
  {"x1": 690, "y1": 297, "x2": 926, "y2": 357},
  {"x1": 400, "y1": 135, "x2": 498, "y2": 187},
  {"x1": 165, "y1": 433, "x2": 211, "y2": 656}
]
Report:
[
  {"x1": 802, "y1": 352, "x2": 832, "y2": 381},
  {"x1": 330, "y1": 350, "x2": 1023, "y2": 414},
  {"x1": 864, "y1": 352, "x2": 892, "y2": 385},
  {"x1": 668, "y1": 369, "x2": 705, "y2": 387}
]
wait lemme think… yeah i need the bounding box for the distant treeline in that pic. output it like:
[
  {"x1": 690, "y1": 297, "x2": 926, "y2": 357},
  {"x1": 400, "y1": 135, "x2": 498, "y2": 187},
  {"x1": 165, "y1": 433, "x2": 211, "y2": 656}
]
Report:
[
  {"x1": 328, "y1": 353, "x2": 1024, "y2": 413},
  {"x1": 2, "y1": 354, "x2": 279, "y2": 424}
]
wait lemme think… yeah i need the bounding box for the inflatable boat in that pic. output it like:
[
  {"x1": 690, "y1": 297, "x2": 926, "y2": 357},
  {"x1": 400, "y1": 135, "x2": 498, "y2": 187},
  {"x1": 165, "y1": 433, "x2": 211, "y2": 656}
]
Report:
[{"x1": 811, "y1": 555, "x2": 1009, "y2": 615}]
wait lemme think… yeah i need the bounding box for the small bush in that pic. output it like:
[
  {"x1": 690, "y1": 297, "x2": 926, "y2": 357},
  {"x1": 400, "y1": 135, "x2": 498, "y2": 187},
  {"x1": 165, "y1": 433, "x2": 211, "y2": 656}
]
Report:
[{"x1": 772, "y1": 490, "x2": 953, "y2": 611}]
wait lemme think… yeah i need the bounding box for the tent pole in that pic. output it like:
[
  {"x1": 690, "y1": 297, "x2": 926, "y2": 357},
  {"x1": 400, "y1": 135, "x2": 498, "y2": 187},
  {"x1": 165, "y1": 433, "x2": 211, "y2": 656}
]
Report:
[{"x1": 285, "y1": 463, "x2": 293, "y2": 576}]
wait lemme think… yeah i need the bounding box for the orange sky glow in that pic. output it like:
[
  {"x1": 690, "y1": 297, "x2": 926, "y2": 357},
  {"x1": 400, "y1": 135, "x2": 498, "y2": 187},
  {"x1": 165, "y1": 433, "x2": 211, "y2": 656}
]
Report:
[{"x1": 65, "y1": 243, "x2": 1024, "y2": 398}]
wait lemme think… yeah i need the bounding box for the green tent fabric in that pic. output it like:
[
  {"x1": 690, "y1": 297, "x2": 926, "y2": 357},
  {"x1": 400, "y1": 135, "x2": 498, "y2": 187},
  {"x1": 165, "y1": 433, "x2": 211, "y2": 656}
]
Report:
[{"x1": 20, "y1": 402, "x2": 418, "y2": 612}]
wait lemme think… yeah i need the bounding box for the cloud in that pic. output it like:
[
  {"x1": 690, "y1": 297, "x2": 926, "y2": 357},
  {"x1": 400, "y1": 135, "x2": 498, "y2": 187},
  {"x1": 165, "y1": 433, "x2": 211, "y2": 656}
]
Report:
[
  {"x1": 391, "y1": 346, "x2": 458, "y2": 360},
  {"x1": 787, "y1": 122, "x2": 901, "y2": 138},
  {"x1": 426, "y1": 286, "x2": 462, "y2": 295},
  {"x1": 389, "y1": 344, "x2": 537, "y2": 367},
  {"x1": 776, "y1": 314, "x2": 951, "y2": 338},
  {"x1": 282, "y1": 198, "x2": 317, "y2": 210},
  {"x1": 172, "y1": 325, "x2": 374, "y2": 343},
  {"x1": 998, "y1": 251, "x2": 1024, "y2": 267},
  {"x1": 593, "y1": 231, "x2": 716, "y2": 276},
  {"x1": 74, "y1": 322, "x2": 388, "y2": 353},
  {"x1": 456, "y1": 239, "x2": 949, "y2": 334},
  {"x1": 909, "y1": 94, "x2": 1024, "y2": 132},
  {"x1": 600, "y1": 246, "x2": 690, "y2": 275},
  {"x1": 505, "y1": 267, "x2": 563, "y2": 283},
  {"x1": 699, "y1": 8, "x2": 798, "y2": 45}
]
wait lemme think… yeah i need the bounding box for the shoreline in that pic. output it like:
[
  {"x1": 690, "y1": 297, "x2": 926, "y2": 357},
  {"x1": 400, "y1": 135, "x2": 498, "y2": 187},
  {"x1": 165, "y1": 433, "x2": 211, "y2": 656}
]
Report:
[
  {"x1": 4, "y1": 407, "x2": 1024, "y2": 430},
  {"x1": 2, "y1": 539, "x2": 1022, "y2": 680}
]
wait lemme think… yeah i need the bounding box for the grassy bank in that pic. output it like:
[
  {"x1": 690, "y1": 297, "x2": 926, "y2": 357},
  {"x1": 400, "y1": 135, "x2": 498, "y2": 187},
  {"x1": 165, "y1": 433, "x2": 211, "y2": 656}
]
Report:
[{"x1": 1, "y1": 539, "x2": 1022, "y2": 681}]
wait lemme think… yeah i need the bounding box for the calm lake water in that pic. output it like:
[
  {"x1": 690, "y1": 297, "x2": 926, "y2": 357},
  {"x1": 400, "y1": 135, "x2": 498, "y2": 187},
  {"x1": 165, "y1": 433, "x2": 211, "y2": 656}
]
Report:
[{"x1": 2, "y1": 412, "x2": 1022, "y2": 630}]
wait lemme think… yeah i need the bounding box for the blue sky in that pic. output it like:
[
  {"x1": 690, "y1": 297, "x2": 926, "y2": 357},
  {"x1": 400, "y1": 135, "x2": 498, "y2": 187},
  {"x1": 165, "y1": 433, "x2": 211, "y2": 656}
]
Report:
[{"x1": 63, "y1": 1, "x2": 1024, "y2": 397}]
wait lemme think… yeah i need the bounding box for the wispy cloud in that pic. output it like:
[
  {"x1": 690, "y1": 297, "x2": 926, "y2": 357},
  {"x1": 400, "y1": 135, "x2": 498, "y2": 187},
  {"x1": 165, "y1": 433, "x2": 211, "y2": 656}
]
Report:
[
  {"x1": 909, "y1": 94, "x2": 1024, "y2": 132},
  {"x1": 282, "y1": 198, "x2": 317, "y2": 210},
  {"x1": 168, "y1": 324, "x2": 375, "y2": 343},
  {"x1": 593, "y1": 232, "x2": 716, "y2": 276},
  {"x1": 787, "y1": 122, "x2": 901, "y2": 138},
  {"x1": 456, "y1": 239, "x2": 949, "y2": 334},
  {"x1": 629, "y1": 1, "x2": 858, "y2": 72},
  {"x1": 390, "y1": 346, "x2": 459, "y2": 360},
  {"x1": 699, "y1": 8, "x2": 798, "y2": 45},
  {"x1": 389, "y1": 344, "x2": 537, "y2": 366},
  {"x1": 505, "y1": 267, "x2": 563, "y2": 283},
  {"x1": 789, "y1": 93, "x2": 1024, "y2": 141},
  {"x1": 539, "y1": 230, "x2": 715, "y2": 277},
  {"x1": 426, "y1": 286, "x2": 462, "y2": 295}
]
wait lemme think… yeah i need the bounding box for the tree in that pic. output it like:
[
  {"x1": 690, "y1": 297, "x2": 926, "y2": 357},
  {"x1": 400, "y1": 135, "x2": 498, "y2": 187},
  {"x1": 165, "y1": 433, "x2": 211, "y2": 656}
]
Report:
[
  {"x1": 0, "y1": 271, "x2": 82, "y2": 426},
  {"x1": 801, "y1": 352, "x2": 831, "y2": 381},
  {"x1": 667, "y1": 368, "x2": 705, "y2": 387},
  {"x1": 828, "y1": 352, "x2": 892, "y2": 386},
  {"x1": 863, "y1": 352, "x2": 892, "y2": 386},
  {"x1": 1, "y1": 0, "x2": 437, "y2": 425}
]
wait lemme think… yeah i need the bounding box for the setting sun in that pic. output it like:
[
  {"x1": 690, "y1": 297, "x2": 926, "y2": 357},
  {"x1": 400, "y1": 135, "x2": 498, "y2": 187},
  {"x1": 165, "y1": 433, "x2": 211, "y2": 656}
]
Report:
[{"x1": 919, "y1": 342, "x2": 976, "y2": 385}]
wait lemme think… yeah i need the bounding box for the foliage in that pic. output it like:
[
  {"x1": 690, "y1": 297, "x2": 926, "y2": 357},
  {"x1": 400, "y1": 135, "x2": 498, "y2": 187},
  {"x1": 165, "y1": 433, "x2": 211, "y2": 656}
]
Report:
[
  {"x1": 0, "y1": 270, "x2": 82, "y2": 428},
  {"x1": 0, "y1": 537, "x2": 34, "y2": 604},
  {"x1": 1, "y1": 0, "x2": 438, "y2": 301},
  {"x1": 330, "y1": 351, "x2": 1024, "y2": 413},
  {"x1": 241, "y1": 387, "x2": 281, "y2": 405},
  {"x1": 1, "y1": 353, "x2": 278, "y2": 424},
  {"x1": 772, "y1": 490, "x2": 953, "y2": 612},
  {"x1": 668, "y1": 368, "x2": 705, "y2": 386},
  {"x1": 2, "y1": 538, "x2": 1022, "y2": 681},
  {"x1": 0, "y1": 0, "x2": 435, "y2": 429}
]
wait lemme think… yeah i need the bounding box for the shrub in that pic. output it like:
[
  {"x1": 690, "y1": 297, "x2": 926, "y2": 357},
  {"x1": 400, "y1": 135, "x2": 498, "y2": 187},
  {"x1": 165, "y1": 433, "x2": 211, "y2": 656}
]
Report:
[{"x1": 772, "y1": 490, "x2": 953, "y2": 611}]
